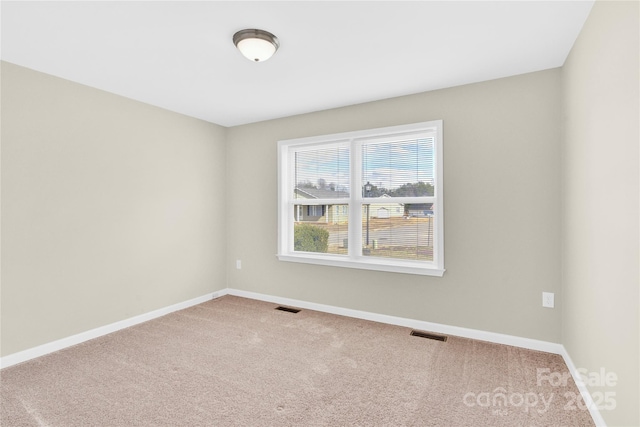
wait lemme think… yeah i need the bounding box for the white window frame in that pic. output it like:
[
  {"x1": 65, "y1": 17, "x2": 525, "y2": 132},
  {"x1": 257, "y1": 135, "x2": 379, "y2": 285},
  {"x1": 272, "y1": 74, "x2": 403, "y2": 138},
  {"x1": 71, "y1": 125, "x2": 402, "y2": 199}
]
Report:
[{"x1": 277, "y1": 120, "x2": 444, "y2": 277}]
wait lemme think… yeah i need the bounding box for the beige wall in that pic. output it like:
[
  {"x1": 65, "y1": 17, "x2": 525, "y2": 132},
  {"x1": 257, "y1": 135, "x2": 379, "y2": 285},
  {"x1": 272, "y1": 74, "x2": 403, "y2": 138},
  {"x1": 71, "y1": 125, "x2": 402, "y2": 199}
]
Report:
[
  {"x1": 561, "y1": 1, "x2": 639, "y2": 426},
  {"x1": 3, "y1": 4, "x2": 637, "y2": 422},
  {"x1": 226, "y1": 69, "x2": 563, "y2": 342},
  {"x1": 0, "y1": 62, "x2": 227, "y2": 356}
]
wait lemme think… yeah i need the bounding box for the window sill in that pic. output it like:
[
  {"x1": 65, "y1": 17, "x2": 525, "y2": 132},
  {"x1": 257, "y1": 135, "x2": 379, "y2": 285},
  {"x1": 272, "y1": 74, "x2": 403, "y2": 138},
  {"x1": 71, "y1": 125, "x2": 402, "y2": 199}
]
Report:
[{"x1": 277, "y1": 253, "x2": 445, "y2": 277}]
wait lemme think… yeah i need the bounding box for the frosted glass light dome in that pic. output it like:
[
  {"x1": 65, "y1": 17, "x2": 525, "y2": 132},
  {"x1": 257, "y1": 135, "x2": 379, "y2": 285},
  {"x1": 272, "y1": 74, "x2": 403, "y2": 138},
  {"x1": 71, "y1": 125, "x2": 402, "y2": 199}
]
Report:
[{"x1": 233, "y1": 29, "x2": 279, "y2": 62}]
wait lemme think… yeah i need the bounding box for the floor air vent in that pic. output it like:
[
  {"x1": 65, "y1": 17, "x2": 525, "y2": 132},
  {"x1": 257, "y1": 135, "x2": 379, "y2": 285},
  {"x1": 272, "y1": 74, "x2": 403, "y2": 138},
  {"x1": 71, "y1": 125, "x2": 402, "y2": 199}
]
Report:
[
  {"x1": 275, "y1": 306, "x2": 301, "y2": 314},
  {"x1": 410, "y1": 330, "x2": 447, "y2": 342}
]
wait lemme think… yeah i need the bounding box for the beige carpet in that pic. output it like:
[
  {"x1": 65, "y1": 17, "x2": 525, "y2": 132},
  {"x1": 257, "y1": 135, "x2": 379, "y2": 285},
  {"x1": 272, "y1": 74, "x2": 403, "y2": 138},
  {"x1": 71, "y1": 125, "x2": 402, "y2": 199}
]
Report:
[{"x1": 1, "y1": 296, "x2": 594, "y2": 426}]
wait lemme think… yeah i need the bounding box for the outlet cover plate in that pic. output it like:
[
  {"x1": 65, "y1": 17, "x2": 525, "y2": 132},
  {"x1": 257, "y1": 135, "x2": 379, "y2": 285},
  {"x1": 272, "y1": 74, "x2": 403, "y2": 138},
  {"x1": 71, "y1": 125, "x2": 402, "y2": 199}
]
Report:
[{"x1": 542, "y1": 292, "x2": 555, "y2": 308}]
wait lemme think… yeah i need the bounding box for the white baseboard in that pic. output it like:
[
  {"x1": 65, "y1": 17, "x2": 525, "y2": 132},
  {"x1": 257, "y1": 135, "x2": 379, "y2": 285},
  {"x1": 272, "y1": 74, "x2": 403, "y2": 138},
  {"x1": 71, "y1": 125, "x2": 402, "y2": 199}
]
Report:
[
  {"x1": 226, "y1": 288, "x2": 564, "y2": 354},
  {"x1": 560, "y1": 346, "x2": 607, "y2": 427},
  {"x1": 0, "y1": 287, "x2": 562, "y2": 368},
  {"x1": 228, "y1": 289, "x2": 604, "y2": 425},
  {"x1": 0, "y1": 290, "x2": 227, "y2": 369},
  {"x1": 0, "y1": 286, "x2": 604, "y2": 426}
]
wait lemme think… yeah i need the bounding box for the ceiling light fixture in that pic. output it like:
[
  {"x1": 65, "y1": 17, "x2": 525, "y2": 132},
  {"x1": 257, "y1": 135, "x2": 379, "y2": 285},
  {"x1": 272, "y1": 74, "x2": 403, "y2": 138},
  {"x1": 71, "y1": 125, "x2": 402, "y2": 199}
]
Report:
[{"x1": 233, "y1": 29, "x2": 280, "y2": 62}]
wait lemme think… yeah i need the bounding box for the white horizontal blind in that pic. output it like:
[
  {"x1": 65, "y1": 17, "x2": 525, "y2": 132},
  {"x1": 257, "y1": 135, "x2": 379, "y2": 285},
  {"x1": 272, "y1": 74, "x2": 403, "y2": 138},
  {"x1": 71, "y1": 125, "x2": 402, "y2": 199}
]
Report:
[
  {"x1": 362, "y1": 137, "x2": 434, "y2": 198},
  {"x1": 291, "y1": 144, "x2": 349, "y2": 255},
  {"x1": 361, "y1": 205, "x2": 434, "y2": 261},
  {"x1": 361, "y1": 137, "x2": 435, "y2": 261},
  {"x1": 293, "y1": 145, "x2": 350, "y2": 199}
]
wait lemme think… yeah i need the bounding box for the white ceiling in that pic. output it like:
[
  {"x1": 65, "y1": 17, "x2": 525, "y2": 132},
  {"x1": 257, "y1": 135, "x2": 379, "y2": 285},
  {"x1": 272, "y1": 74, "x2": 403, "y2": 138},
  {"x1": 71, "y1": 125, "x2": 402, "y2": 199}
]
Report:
[{"x1": 1, "y1": 1, "x2": 594, "y2": 127}]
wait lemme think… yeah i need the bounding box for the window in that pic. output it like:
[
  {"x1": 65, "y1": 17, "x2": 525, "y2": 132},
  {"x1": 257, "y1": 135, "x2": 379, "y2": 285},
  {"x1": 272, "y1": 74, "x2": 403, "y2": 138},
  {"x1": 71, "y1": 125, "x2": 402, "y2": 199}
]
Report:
[
  {"x1": 277, "y1": 120, "x2": 444, "y2": 276},
  {"x1": 307, "y1": 205, "x2": 325, "y2": 217}
]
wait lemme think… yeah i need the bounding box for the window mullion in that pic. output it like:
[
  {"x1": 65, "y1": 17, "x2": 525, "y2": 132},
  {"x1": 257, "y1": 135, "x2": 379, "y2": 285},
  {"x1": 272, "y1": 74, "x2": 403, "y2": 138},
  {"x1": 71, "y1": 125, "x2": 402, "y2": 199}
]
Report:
[{"x1": 350, "y1": 138, "x2": 362, "y2": 258}]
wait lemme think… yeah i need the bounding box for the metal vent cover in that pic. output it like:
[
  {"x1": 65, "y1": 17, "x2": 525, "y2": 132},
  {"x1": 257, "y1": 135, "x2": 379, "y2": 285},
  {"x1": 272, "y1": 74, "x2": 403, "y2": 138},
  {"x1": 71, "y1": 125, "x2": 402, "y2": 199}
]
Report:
[
  {"x1": 275, "y1": 306, "x2": 301, "y2": 314},
  {"x1": 410, "y1": 330, "x2": 447, "y2": 342}
]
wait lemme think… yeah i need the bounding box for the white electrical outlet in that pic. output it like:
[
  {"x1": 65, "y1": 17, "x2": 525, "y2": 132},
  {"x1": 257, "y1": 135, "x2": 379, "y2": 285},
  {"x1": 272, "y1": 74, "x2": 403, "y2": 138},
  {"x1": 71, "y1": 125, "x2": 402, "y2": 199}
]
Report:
[
  {"x1": 542, "y1": 292, "x2": 555, "y2": 308},
  {"x1": 236, "y1": 260, "x2": 242, "y2": 270}
]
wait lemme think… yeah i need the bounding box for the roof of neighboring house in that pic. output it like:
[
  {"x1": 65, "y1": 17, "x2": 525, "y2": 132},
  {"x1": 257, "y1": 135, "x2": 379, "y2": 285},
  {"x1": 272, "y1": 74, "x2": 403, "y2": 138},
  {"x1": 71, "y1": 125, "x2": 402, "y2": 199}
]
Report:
[
  {"x1": 375, "y1": 194, "x2": 403, "y2": 205},
  {"x1": 407, "y1": 203, "x2": 434, "y2": 210},
  {"x1": 295, "y1": 187, "x2": 349, "y2": 199}
]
